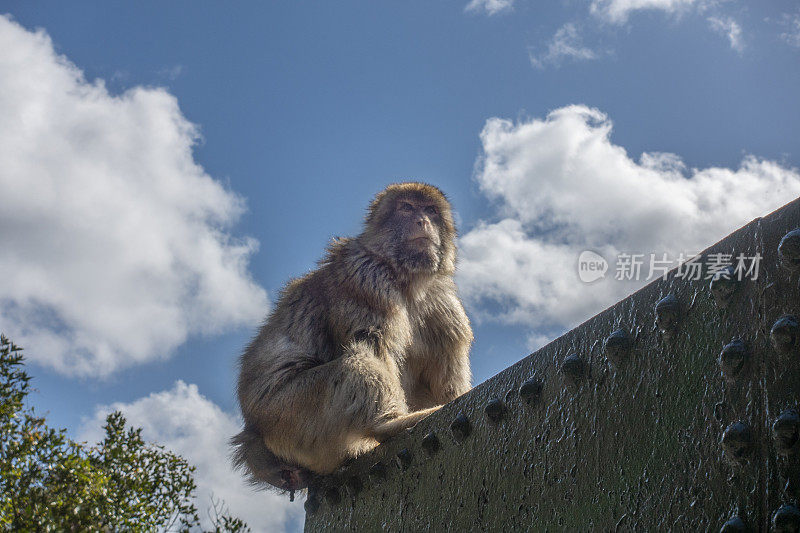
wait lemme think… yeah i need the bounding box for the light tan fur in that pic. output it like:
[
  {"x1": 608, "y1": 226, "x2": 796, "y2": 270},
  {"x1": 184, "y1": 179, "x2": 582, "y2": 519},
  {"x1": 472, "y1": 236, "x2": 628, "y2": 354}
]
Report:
[{"x1": 232, "y1": 183, "x2": 473, "y2": 490}]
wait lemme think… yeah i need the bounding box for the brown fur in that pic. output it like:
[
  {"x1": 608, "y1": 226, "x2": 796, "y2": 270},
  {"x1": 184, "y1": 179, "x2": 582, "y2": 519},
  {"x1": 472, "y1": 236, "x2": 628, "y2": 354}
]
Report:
[{"x1": 231, "y1": 183, "x2": 473, "y2": 490}]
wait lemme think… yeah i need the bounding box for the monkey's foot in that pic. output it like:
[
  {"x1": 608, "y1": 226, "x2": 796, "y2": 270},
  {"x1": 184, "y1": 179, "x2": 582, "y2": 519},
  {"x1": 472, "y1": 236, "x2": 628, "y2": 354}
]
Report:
[{"x1": 272, "y1": 464, "x2": 312, "y2": 492}]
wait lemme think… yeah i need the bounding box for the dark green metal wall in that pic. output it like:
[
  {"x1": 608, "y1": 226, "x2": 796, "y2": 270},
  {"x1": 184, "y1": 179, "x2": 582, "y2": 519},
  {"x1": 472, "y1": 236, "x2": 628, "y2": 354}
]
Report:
[{"x1": 304, "y1": 198, "x2": 800, "y2": 532}]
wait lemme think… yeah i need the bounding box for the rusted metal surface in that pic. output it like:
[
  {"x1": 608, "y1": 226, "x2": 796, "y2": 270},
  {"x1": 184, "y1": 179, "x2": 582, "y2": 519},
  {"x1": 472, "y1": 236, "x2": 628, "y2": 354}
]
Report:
[{"x1": 304, "y1": 198, "x2": 800, "y2": 532}]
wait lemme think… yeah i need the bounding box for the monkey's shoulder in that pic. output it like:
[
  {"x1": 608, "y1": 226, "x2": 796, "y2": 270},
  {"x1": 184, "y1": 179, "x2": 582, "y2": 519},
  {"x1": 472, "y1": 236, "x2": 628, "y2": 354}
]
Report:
[{"x1": 323, "y1": 238, "x2": 405, "y2": 302}]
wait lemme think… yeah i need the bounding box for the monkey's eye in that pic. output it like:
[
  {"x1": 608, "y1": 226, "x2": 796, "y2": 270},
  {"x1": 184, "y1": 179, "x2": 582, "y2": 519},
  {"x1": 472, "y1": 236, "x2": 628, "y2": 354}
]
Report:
[
  {"x1": 399, "y1": 202, "x2": 414, "y2": 212},
  {"x1": 424, "y1": 205, "x2": 438, "y2": 216}
]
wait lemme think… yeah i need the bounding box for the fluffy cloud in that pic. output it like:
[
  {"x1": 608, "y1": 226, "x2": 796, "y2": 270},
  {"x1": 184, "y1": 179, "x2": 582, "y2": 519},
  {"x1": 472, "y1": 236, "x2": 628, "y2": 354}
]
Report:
[
  {"x1": 465, "y1": 0, "x2": 514, "y2": 16},
  {"x1": 708, "y1": 16, "x2": 744, "y2": 52},
  {"x1": 590, "y1": 0, "x2": 699, "y2": 24},
  {"x1": 529, "y1": 23, "x2": 599, "y2": 69},
  {"x1": 458, "y1": 105, "x2": 800, "y2": 345},
  {"x1": 0, "y1": 16, "x2": 267, "y2": 377},
  {"x1": 79, "y1": 382, "x2": 303, "y2": 532}
]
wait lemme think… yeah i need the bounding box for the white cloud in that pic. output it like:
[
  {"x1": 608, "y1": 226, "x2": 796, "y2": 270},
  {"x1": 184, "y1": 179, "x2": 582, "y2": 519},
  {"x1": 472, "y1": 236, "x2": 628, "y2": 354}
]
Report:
[
  {"x1": 708, "y1": 16, "x2": 744, "y2": 52},
  {"x1": 529, "y1": 23, "x2": 599, "y2": 69},
  {"x1": 458, "y1": 105, "x2": 800, "y2": 340},
  {"x1": 590, "y1": 0, "x2": 699, "y2": 24},
  {"x1": 779, "y1": 12, "x2": 800, "y2": 48},
  {"x1": 465, "y1": 0, "x2": 514, "y2": 16},
  {"x1": 79, "y1": 381, "x2": 303, "y2": 532},
  {"x1": 0, "y1": 15, "x2": 268, "y2": 377}
]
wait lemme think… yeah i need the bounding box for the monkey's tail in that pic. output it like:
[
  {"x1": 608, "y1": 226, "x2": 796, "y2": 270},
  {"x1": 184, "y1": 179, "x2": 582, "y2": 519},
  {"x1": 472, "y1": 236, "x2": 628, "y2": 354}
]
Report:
[{"x1": 230, "y1": 425, "x2": 312, "y2": 493}]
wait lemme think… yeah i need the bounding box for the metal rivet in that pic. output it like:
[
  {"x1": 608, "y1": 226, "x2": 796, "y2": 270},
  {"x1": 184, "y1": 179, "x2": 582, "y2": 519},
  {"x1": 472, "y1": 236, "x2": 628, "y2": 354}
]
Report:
[
  {"x1": 655, "y1": 294, "x2": 681, "y2": 334},
  {"x1": 604, "y1": 328, "x2": 632, "y2": 365},
  {"x1": 368, "y1": 462, "x2": 387, "y2": 481},
  {"x1": 395, "y1": 448, "x2": 412, "y2": 470},
  {"x1": 345, "y1": 475, "x2": 363, "y2": 496},
  {"x1": 560, "y1": 354, "x2": 585, "y2": 382},
  {"x1": 778, "y1": 228, "x2": 800, "y2": 272},
  {"x1": 772, "y1": 504, "x2": 800, "y2": 533},
  {"x1": 719, "y1": 516, "x2": 748, "y2": 533},
  {"x1": 324, "y1": 486, "x2": 341, "y2": 506},
  {"x1": 485, "y1": 397, "x2": 506, "y2": 423},
  {"x1": 450, "y1": 412, "x2": 471, "y2": 441},
  {"x1": 719, "y1": 339, "x2": 748, "y2": 382},
  {"x1": 710, "y1": 266, "x2": 740, "y2": 308},
  {"x1": 721, "y1": 421, "x2": 754, "y2": 463},
  {"x1": 421, "y1": 432, "x2": 441, "y2": 455},
  {"x1": 772, "y1": 408, "x2": 800, "y2": 456},
  {"x1": 771, "y1": 315, "x2": 799, "y2": 354},
  {"x1": 519, "y1": 378, "x2": 543, "y2": 405},
  {"x1": 304, "y1": 491, "x2": 320, "y2": 515}
]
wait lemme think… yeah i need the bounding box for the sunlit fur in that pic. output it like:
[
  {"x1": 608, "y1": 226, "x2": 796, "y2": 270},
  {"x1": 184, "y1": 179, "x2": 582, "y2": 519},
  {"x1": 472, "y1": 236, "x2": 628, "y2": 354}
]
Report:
[{"x1": 232, "y1": 182, "x2": 472, "y2": 490}]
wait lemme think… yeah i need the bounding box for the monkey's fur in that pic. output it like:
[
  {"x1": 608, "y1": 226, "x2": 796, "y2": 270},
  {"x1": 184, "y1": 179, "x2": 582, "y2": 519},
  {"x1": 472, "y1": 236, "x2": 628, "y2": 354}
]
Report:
[{"x1": 231, "y1": 183, "x2": 472, "y2": 491}]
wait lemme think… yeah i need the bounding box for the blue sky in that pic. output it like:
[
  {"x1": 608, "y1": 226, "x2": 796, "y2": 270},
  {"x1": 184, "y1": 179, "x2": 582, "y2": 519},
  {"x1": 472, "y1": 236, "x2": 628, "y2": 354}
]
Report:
[{"x1": 1, "y1": 1, "x2": 799, "y2": 530}]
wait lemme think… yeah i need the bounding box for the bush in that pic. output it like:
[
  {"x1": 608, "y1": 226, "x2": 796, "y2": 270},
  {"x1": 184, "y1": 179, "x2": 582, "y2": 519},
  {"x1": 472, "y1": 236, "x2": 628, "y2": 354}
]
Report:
[{"x1": 0, "y1": 335, "x2": 248, "y2": 532}]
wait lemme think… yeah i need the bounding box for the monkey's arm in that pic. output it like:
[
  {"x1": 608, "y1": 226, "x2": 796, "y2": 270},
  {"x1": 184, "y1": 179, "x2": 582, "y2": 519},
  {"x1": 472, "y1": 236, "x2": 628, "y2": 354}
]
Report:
[{"x1": 405, "y1": 280, "x2": 473, "y2": 409}]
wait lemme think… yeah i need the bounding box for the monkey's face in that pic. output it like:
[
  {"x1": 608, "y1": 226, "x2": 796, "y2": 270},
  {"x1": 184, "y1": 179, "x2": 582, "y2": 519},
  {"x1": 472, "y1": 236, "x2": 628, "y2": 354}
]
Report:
[
  {"x1": 363, "y1": 183, "x2": 458, "y2": 276},
  {"x1": 390, "y1": 197, "x2": 443, "y2": 272}
]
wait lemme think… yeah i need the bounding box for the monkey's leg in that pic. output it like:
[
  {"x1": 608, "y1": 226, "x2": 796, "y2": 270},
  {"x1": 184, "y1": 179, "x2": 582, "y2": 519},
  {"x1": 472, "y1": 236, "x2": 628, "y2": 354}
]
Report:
[
  {"x1": 370, "y1": 405, "x2": 441, "y2": 442},
  {"x1": 261, "y1": 340, "x2": 416, "y2": 473}
]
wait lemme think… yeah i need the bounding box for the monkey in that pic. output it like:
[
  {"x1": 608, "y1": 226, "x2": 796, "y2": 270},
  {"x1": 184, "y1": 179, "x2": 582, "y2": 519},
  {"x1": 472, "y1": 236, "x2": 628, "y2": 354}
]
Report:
[{"x1": 231, "y1": 182, "x2": 473, "y2": 492}]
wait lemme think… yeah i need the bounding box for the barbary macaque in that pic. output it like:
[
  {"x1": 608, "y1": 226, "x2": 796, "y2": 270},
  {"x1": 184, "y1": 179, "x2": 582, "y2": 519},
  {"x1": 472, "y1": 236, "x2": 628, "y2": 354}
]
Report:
[{"x1": 232, "y1": 182, "x2": 472, "y2": 491}]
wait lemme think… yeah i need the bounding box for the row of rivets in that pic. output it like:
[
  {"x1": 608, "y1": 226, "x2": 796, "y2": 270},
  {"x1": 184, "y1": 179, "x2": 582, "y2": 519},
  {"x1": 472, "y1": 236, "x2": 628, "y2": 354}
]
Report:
[
  {"x1": 718, "y1": 230, "x2": 800, "y2": 530},
  {"x1": 719, "y1": 507, "x2": 800, "y2": 533},
  {"x1": 317, "y1": 382, "x2": 549, "y2": 510},
  {"x1": 720, "y1": 410, "x2": 799, "y2": 463},
  {"x1": 718, "y1": 317, "x2": 798, "y2": 381},
  {"x1": 349, "y1": 378, "x2": 550, "y2": 501},
  {"x1": 769, "y1": 233, "x2": 800, "y2": 530},
  {"x1": 772, "y1": 230, "x2": 799, "y2": 354}
]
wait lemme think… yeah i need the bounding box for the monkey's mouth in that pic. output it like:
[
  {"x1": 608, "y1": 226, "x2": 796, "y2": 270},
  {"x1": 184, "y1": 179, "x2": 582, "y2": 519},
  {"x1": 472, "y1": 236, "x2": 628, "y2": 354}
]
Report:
[
  {"x1": 407, "y1": 237, "x2": 438, "y2": 252},
  {"x1": 408, "y1": 231, "x2": 440, "y2": 245}
]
